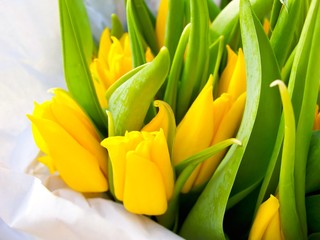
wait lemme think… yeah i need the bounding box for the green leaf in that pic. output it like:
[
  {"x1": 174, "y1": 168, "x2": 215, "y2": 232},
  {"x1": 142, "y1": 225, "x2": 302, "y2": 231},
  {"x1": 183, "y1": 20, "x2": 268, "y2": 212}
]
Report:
[
  {"x1": 176, "y1": 0, "x2": 210, "y2": 122},
  {"x1": 108, "y1": 47, "x2": 170, "y2": 136},
  {"x1": 271, "y1": 80, "x2": 302, "y2": 239},
  {"x1": 230, "y1": 0, "x2": 281, "y2": 204},
  {"x1": 306, "y1": 131, "x2": 320, "y2": 194},
  {"x1": 254, "y1": 117, "x2": 282, "y2": 211},
  {"x1": 126, "y1": 0, "x2": 146, "y2": 67},
  {"x1": 309, "y1": 233, "x2": 320, "y2": 240},
  {"x1": 207, "y1": 0, "x2": 221, "y2": 21},
  {"x1": 226, "y1": 178, "x2": 261, "y2": 210},
  {"x1": 269, "y1": 0, "x2": 282, "y2": 31},
  {"x1": 131, "y1": 0, "x2": 158, "y2": 55},
  {"x1": 179, "y1": 0, "x2": 282, "y2": 238},
  {"x1": 158, "y1": 138, "x2": 241, "y2": 230},
  {"x1": 164, "y1": 24, "x2": 191, "y2": 113},
  {"x1": 59, "y1": 0, "x2": 108, "y2": 135},
  {"x1": 210, "y1": 0, "x2": 273, "y2": 47},
  {"x1": 306, "y1": 195, "x2": 320, "y2": 234},
  {"x1": 175, "y1": 138, "x2": 242, "y2": 177},
  {"x1": 270, "y1": 0, "x2": 308, "y2": 68},
  {"x1": 287, "y1": 0, "x2": 320, "y2": 236},
  {"x1": 164, "y1": 0, "x2": 185, "y2": 60},
  {"x1": 111, "y1": 14, "x2": 124, "y2": 39}
]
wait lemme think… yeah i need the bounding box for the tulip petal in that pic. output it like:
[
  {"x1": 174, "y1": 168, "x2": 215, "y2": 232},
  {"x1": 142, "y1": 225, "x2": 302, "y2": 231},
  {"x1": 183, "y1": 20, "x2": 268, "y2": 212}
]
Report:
[
  {"x1": 263, "y1": 209, "x2": 283, "y2": 240},
  {"x1": 142, "y1": 100, "x2": 176, "y2": 154},
  {"x1": 249, "y1": 195, "x2": 279, "y2": 240},
  {"x1": 29, "y1": 116, "x2": 108, "y2": 192},
  {"x1": 173, "y1": 77, "x2": 215, "y2": 165},
  {"x1": 212, "y1": 93, "x2": 233, "y2": 138},
  {"x1": 124, "y1": 152, "x2": 167, "y2": 215},
  {"x1": 52, "y1": 89, "x2": 101, "y2": 141},
  {"x1": 30, "y1": 102, "x2": 53, "y2": 154},
  {"x1": 50, "y1": 101, "x2": 108, "y2": 176},
  {"x1": 194, "y1": 92, "x2": 246, "y2": 186},
  {"x1": 148, "y1": 130, "x2": 174, "y2": 200},
  {"x1": 101, "y1": 131, "x2": 143, "y2": 200},
  {"x1": 38, "y1": 155, "x2": 55, "y2": 174},
  {"x1": 98, "y1": 28, "x2": 112, "y2": 67},
  {"x1": 227, "y1": 48, "x2": 246, "y2": 99},
  {"x1": 155, "y1": 0, "x2": 168, "y2": 48},
  {"x1": 218, "y1": 46, "x2": 238, "y2": 95}
]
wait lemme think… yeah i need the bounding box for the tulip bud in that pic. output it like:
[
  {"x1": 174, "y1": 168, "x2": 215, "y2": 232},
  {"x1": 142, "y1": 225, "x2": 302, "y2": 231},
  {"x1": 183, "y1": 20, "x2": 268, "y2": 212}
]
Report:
[
  {"x1": 28, "y1": 89, "x2": 108, "y2": 192},
  {"x1": 101, "y1": 129, "x2": 174, "y2": 215},
  {"x1": 107, "y1": 47, "x2": 170, "y2": 135},
  {"x1": 249, "y1": 195, "x2": 284, "y2": 240}
]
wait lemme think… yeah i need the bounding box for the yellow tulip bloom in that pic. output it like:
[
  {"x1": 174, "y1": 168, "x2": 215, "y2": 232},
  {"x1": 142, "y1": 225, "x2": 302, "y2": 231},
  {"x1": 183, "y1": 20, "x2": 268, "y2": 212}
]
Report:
[
  {"x1": 101, "y1": 129, "x2": 174, "y2": 215},
  {"x1": 155, "y1": 0, "x2": 168, "y2": 48},
  {"x1": 28, "y1": 89, "x2": 108, "y2": 193},
  {"x1": 173, "y1": 47, "x2": 246, "y2": 192},
  {"x1": 313, "y1": 105, "x2": 320, "y2": 130},
  {"x1": 249, "y1": 195, "x2": 284, "y2": 240},
  {"x1": 90, "y1": 28, "x2": 154, "y2": 109}
]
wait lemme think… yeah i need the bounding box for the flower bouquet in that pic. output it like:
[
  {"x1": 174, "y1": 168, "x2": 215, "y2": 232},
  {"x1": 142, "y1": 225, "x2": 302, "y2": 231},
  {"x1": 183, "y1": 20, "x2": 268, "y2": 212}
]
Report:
[{"x1": 26, "y1": 0, "x2": 320, "y2": 239}]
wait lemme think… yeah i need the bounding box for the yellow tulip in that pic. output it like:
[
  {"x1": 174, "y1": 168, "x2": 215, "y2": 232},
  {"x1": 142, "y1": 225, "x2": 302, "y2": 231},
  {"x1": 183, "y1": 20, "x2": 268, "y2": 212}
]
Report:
[
  {"x1": 313, "y1": 105, "x2": 320, "y2": 130},
  {"x1": 173, "y1": 47, "x2": 246, "y2": 192},
  {"x1": 28, "y1": 89, "x2": 108, "y2": 192},
  {"x1": 90, "y1": 28, "x2": 154, "y2": 108},
  {"x1": 101, "y1": 129, "x2": 174, "y2": 215},
  {"x1": 155, "y1": 0, "x2": 168, "y2": 48},
  {"x1": 249, "y1": 195, "x2": 284, "y2": 240}
]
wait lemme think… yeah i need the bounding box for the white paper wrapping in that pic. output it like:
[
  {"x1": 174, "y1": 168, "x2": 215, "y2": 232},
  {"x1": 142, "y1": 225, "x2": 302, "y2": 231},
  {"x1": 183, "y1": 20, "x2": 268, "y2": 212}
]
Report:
[{"x1": 0, "y1": 0, "x2": 183, "y2": 239}]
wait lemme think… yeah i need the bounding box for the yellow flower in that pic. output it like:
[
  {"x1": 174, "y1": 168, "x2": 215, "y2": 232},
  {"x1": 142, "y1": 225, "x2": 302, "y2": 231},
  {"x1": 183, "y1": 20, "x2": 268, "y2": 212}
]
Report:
[
  {"x1": 28, "y1": 89, "x2": 108, "y2": 192},
  {"x1": 101, "y1": 129, "x2": 174, "y2": 215},
  {"x1": 155, "y1": 0, "x2": 168, "y2": 48},
  {"x1": 313, "y1": 105, "x2": 320, "y2": 130},
  {"x1": 173, "y1": 47, "x2": 246, "y2": 192},
  {"x1": 249, "y1": 195, "x2": 284, "y2": 240},
  {"x1": 90, "y1": 28, "x2": 154, "y2": 108}
]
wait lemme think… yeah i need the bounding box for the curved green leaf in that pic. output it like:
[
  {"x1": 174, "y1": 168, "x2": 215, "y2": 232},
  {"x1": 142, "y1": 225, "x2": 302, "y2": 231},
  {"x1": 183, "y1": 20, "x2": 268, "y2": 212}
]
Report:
[
  {"x1": 164, "y1": 24, "x2": 191, "y2": 113},
  {"x1": 176, "y1": 0, "x2": 210, "y2": 122},
  {"x1": 286, "y1": 0, "x2": 320, "y2": 236},
  {"x1": 306, "y1": 131, "x2": 320, "y2": 194},
  {"x1": 210, "y1": 0, "x2": 273, "y2": 46},
  {"x1": 111, "y1": 14, "x2": 124, "y2": 38},
  {"x1": 306, "y1": 195, "x2": 320, "y2": 234},
  {"x1": 132, "y1": 0, "x2": 158, "y2": 55},
  {"x1": 164, "y1": 0, "x2": 185, "y2": 60},
  {"x1": 179, "y1": 0, "x2": 281, "y2": 238},
  {"x1": 271, "y1": 80, "x2": 302, "y2": 239},
  {"x1": 59, "y1": 0, "x2": 108, "y2": 134},
  {"x1": 126, "y1": 0, "x2": 146, "y2": 67},
  {"x1": 108, "y1": 47, "x2": 170, "y2": 135}
]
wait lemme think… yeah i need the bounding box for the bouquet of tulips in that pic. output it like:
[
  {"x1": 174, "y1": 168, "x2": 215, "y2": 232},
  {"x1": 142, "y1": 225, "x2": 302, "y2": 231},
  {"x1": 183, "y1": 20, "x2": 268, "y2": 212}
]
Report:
[{"x1": 28, "y1": 0, "x2": 320, "y2": 238}]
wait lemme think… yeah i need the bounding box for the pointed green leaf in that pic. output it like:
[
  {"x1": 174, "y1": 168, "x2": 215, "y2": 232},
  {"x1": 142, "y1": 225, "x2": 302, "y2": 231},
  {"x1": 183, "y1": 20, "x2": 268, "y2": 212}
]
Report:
[
  {"x1": 306, "y1": 195, "x2": 320, "y2": 234},
  {"x1": 164, "y1": 0, "x2": 185, "y2": 60},
  {"x1": 287, "y1": 0, "x2": 320, "y2": 235},
  {"x1": 111, "y1": 14, "x2": 124, "y2": 39},
  {"x1": 59, "y1": 0, "x2": 108, "y2": 135},
  {"x1": 164, "y1": 24, "x2": 191, "y2": 113},
  {"x1": 306, "y1": 131, "x2": 320, "y2": 194},
  {"x1": 271, "y1": 80, "x2": 303, "y2": 239},
  {"x1": 108, "y1": 47, "x2": 170, "y2": 136},
  {"x1": 180, "y1": 0, "x2": 281, "y2": 238},
  {"x1": 210, "y1": 0, "x2": 273, "y2": 46},
  {"x1": 270, "y1": 0, "x2": 308, "y2": 68},
  {"x1": 126, "y1": 0, "x2": 146, "y2": 67},
  {"x1": 132, "y1": 0, "x2": 158, "y2": 55},
  {"x1": 176, "y1": 0, "x2": 210, "y2": 121}
]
